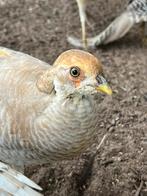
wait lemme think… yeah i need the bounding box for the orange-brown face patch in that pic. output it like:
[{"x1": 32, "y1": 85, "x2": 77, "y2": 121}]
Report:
[
  {"x1": 53, "y1": 49, "x2": 103, "y2": 77},
  {"x1": 68, "y1": 67, "x2": 85, "y2": 87}
]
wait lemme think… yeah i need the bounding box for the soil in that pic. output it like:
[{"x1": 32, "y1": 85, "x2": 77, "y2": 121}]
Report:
[{"x1": 0, "y1": 0, "x2": 147, "y2": 196}]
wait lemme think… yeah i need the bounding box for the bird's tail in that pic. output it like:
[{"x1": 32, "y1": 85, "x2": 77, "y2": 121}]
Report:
[
  {"x1": 67, "y1": 11, "x2": 136, "y2": 48},
  {"x1": 0, "y1": 162, "x2": 43, "y2": 196}
]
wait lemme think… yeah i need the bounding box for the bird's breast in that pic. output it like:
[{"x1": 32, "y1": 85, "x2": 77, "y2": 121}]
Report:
[
  {"x1": 0, "y1": 95, "x2": 99, "y2": 165},
  {"x1": 30, "y1": 95, "x2": 99, "y2": 163}
]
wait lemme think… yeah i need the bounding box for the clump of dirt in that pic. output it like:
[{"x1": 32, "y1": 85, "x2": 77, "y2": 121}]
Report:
[{"x1": 0, "y1": 0, "x2": 146, "y2": 195}]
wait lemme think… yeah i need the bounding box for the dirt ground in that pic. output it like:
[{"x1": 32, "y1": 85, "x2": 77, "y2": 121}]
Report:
[{"x1": 0, "y1": 0, "x2": 147, "y2": 195}]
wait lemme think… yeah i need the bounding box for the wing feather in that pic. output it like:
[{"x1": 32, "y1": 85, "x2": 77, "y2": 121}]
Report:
[{"x1": 0, "y1": 162, "x2": 43, "y2": 196}]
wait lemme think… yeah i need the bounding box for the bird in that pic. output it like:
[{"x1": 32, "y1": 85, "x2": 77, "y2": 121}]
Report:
[
  {"x1": 0, "y1": 47, "x2": 112, "y2": 194},
  {"x1": 68, "y1": 0, "x2": 147, "y2": 48}
]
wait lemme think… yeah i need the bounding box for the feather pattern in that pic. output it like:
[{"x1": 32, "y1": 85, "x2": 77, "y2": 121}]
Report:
[
  {"x1": 0, "y1": 162, "x2": 42, "y2": 196},
  {"x1": 0, "y1": 47, "x2": 103, "y2": 166},
  {"x1": 0, "y1": 47, "x2": 111, "y2": 195},
  {"x1": 127, "y1": 0, "x2": 147, "y2": 22}
]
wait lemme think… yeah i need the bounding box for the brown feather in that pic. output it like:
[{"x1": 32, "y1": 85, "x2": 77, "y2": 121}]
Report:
[{"x1": 53, "y1": 49, "x2": 103, "y2": 76}]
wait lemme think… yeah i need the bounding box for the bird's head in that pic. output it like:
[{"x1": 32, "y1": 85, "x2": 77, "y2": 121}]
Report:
[{"x1": 37, "y1": 49, "x2": 112, "y2": 97}]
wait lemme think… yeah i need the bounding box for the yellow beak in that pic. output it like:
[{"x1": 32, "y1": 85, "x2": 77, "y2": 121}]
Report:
[{"x1": 96, "y1": 83, "x2": 112, "y2": 95}]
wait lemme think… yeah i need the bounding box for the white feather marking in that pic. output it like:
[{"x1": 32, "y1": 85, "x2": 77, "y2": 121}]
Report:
[{"x1": 0, "y1": 162, "x2": 42, "y2": 195}]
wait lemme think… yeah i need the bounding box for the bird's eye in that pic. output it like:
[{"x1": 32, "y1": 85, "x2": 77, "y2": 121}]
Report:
[{"x1": 70, "y1": 67, "x2": 80, "y2": 77}]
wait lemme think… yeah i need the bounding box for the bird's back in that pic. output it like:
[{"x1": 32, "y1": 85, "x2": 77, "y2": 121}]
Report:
[
  {"x1": 0, "y1": 47, "x2": 105, "y2": 167},
  {"x1": 0, "y1": 47, "x2": 52, "y2": 166},
  {"x1": 0, "y1": 47, "x2": 50, "y2": 97}
]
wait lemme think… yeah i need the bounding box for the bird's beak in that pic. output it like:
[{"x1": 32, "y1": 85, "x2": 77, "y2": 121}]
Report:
[
  {"x1": 96, "y1": 75, "x2": 112, "y2": 95},
  {"x1": 96, "y1": 83, "x2": 112, "y2": 95}
]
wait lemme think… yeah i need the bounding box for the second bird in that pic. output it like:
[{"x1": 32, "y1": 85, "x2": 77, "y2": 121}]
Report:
[{"x1": 68, "y1": 0, "x2": 147, "y2": 48}]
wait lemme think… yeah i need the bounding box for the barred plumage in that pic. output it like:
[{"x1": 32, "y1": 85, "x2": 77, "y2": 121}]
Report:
[
  {"x1": 128, "y1": 0, "x2": 147, "y2": 14},
  {"x1": 128, "y1": 0, "x2": 147, "y2": 22},
  {"x1": 0, "y1": 47, "x2": 111, "y2": 194}
]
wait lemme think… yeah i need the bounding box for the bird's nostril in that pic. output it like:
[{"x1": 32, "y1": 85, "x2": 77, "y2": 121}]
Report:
[{"x1": 96, "y1": 75, "x2": 103, "y2": 85}]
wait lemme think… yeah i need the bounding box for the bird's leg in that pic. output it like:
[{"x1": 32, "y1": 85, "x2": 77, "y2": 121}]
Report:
[
  {"x1": 85, "y1": 11, "x2": 95, "y2": 30},
  {"x1": 76, "y1": 0, "x2": 87, "y2": 48},
  {"x1": 85, "y1": 16, "x2": 94, "y2": 31}
]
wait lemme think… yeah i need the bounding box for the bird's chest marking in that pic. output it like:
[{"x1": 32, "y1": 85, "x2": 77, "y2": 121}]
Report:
[{"x1": 51, "y1": 97, "x2": 97, "y2": 131}]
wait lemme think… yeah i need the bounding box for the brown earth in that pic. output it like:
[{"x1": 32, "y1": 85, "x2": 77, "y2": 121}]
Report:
[{"x1": 0, "y1": 0, "x2": 147, "y2": 196}]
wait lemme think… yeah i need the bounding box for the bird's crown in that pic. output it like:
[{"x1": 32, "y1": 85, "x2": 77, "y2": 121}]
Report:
[{"x1": 53, "y1": 49, "x2": 103, "y2": 76}]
